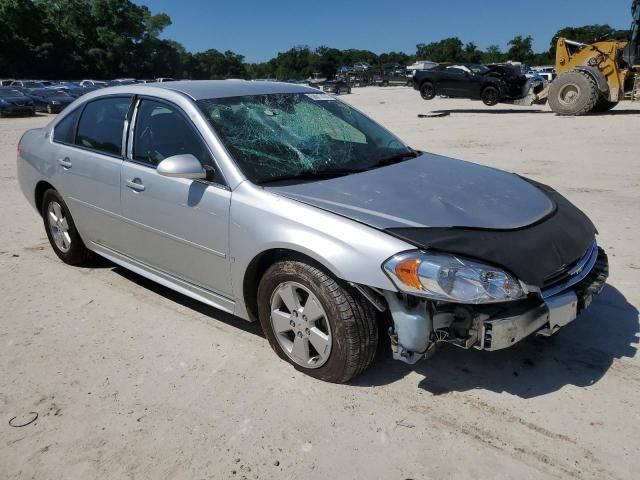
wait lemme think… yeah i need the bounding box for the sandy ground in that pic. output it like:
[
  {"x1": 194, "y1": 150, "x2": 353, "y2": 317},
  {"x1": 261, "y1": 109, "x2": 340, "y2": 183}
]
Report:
[{"x1": 1, "y1": 88, "x2": 639, "y2": 480}]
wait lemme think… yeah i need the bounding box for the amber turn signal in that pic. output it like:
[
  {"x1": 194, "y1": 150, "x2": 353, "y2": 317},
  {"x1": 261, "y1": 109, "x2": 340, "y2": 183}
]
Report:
[{"x1": 395, "y1": 258, "x2": 423, "y2": 289}]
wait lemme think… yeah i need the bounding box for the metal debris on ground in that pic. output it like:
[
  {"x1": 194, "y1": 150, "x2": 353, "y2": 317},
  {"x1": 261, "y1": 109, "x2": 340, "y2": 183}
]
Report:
[
  {"x1": 9, "y1": 412, "x2": 38, "y2": 427},
  {"x1": 395, "y1": 418, "x2": 416, "y2": 428},
  {"x1": 418, "y1": 112, "x2": 450, "y2": 118}
]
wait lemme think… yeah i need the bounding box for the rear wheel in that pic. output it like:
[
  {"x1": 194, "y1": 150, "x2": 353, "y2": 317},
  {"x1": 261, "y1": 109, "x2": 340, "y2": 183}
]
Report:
[
  {"x1": 257, "y1": 260, "x2": 378, "y2": 383},
  {"x1": 41, "y1": 189, "x2": 91, "y2": 265},
  {"x1": 548, "y1": 70, "x2": 599, "y2": 116},
  {"x1": 420, "y1": 82, "x2": 436, "y2": 100},
  {"x1": 481, "y1": 86, "x2": 500, "y2": 106}
]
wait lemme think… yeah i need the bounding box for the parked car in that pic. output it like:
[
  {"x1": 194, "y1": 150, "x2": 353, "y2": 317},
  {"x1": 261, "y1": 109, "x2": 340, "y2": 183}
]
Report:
[
  {"x1": 0, "y1": 87, "x2": 35, "y2": 116},
  {"x1": 16, "y1": 81, "x2": 608, "y2": 383},
  {"x1": 108, "y1": 78, "x2": 137, "y2": 86},
  {"x1": 79, "y1": 80, "x2": 108, "y2": 88},
  {"x1": 52, "y1": 82, "x2": 96, "y2": 97},
  {"x1": 406, "y1": 60, "x2": 438, "y2": 73},
  {"x1": 414, "y1": 63, "x2": 543, "y2": 106},
  {"x1": 534, "y1": 66, "x2": 557, "y2": 82},
  {"x1": 374, "y1": 70, "x2": 412, "y2": 87},
  {"x1": 353, "y1": 62, "x2": 370, "y2": 72},
  {"x1": 0, "y1": 79, "x2": 16, "y2": 86},
  {"x1": 28, "y1": 88, "x2": 75, "y2": 113},
  {"x1": 322, "y1": 79, "x2": 351, "y2": 94},
  {"x1": 10, "y1": 80, "x2": 46, "y2": 90}
]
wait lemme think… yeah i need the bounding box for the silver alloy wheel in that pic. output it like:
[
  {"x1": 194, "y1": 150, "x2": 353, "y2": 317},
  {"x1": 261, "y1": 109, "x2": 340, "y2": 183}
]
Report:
[
  {"x1": 558, "y1": 83, "x2": 581, "y2": 106},
  {"x1": 47, "y1": 201, "x2": 71, "y2": 253},
  {"x1": 270, "y1": 281, "x2": 332, "y2": 368}
]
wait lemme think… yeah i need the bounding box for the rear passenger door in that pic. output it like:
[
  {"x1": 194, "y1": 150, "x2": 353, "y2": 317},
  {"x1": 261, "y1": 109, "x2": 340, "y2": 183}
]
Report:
[
  {"x1": 52, "y1": 96, "x2": 132, "y2": 252},
  {"x1": 119, "y1": 97, "x2": 232, "y2": 297}
]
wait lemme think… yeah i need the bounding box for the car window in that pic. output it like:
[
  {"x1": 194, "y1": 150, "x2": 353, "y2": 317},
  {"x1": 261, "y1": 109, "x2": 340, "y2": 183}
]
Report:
[
  {"x1": 75, "y1": 96, "x2": 131, "y2": 156},
  {"x1": 53, "y1": 109, "x2": 80, "y2": 144},
  {"x1": 133, "y1": 99, "x2": 215, "y2": 171},
  {"x1": 446, "y1": 66, "x2": 469, "y2": 74}
]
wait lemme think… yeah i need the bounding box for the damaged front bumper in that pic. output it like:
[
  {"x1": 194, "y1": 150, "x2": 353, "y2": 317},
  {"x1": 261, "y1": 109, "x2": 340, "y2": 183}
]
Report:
[{"x1": 384, "y1": 245, "x2": 609, "y2": 364}]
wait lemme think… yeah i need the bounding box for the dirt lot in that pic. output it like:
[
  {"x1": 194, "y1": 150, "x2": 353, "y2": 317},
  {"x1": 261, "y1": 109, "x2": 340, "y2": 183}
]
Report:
[{"x1": 1, "y1": 87, "x2": 639, "y2": 480}]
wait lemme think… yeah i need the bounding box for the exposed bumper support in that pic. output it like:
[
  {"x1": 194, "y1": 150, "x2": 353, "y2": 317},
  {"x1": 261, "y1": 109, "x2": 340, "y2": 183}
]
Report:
[{"x1": 480, "y1": 291, "x2": 577, "y2": 351}]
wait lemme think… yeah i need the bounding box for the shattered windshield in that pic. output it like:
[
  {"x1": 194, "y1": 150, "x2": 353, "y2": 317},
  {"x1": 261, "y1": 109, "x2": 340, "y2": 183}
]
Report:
[{"x1": 197, "y1": 93, "x2": 413, "y2": 183}]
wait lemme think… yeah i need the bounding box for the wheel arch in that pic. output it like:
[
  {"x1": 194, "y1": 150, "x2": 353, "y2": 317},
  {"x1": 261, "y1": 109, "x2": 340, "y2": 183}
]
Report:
[
  {"x1": 573, "y1": 66, "x2": 609, "y2": 94},
  {"x1": 242, "y1": 248, "x2": 343, "y2": 323},
  {"x1": 35, "y1": 180, "x2": 56, "y2": 216}
]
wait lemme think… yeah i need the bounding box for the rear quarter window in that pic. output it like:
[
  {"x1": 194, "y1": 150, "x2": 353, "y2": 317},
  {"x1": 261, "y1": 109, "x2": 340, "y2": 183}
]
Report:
[
  {"x1": 53, "y1": 109, "x2": 80, "y2": 144},
  {"x1": 75, "y1": 96, "x2": 132, "y2": 156}
]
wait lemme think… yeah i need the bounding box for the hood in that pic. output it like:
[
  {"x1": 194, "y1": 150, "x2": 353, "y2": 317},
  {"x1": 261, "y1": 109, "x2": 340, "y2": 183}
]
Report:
[{"x1": 267, "y1": 153, "x2": 555, "y2": 230}]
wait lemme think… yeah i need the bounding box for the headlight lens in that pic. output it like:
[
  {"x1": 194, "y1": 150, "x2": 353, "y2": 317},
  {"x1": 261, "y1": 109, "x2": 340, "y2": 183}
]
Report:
[{"x1": 383, "y1": 251, "x2": 523, "y2": 303}]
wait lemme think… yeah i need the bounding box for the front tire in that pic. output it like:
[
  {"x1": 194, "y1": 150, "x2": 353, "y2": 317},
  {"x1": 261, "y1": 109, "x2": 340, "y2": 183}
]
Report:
[
  {"x1": 548, "y1": 70, "x2": 599, "y2": 116},
  {"x1": 257, "y1": 260, "x2": 378, "y2": 383},
  {"x1": 41, "y1": 189, "x2": 91, "y2": 265}
]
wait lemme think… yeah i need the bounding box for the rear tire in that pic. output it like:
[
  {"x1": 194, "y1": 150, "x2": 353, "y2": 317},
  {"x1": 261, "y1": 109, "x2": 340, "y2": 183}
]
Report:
[
  {"x1": 592, "y1": 97, "x2": 618, "y2": 112},
  {"x1": 548, "y1": 70, "x2": 599, "y2": 116},
  {"x1": 481, "y1": 86, "x2": 500, "y2": 106},
  {"x1": 41, "y1": 189, "x2": 91, "y2": 265},
  {"x1": 420, "y1": 82, "x2": 436, "y2": 100},
  {"x1": 257, "y1": 260, "x2": 378, "y2": 383}
]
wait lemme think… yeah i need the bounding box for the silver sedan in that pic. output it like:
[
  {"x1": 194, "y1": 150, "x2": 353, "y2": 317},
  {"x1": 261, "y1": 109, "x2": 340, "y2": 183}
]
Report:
[{"x1": 16, "y1": 81, "x2": 608, "y2": 383}]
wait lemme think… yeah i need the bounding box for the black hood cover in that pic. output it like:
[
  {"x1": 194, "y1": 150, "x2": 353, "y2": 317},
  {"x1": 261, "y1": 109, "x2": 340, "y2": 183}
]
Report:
[{"x1": 386, "y1": 179, "x2": 597, "y2": 287}]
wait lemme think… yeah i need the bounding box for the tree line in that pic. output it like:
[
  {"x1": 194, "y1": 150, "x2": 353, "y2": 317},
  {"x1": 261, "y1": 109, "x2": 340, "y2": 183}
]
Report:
[{"x1": 0, "y1": 0, "x2": 631, "y2": 80}]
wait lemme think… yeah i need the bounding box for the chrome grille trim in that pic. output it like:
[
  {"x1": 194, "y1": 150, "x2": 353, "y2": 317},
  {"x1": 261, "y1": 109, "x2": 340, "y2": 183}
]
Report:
[{"x1": 541, "y1": 240, "x2": 598, "y2": 299}]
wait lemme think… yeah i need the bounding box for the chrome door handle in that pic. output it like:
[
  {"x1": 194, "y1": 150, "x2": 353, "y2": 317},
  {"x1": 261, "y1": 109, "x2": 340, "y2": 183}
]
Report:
[
  {"x1": 125, "y1": 178, "x2": 145, "y2": 192},
  {"x1": 58, "y1": 157, "x2": 72, "y2": 169}
]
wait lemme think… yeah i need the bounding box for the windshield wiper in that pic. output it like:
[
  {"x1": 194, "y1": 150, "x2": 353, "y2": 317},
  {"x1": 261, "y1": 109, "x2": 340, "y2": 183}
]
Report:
[
  {"x1": 256, "y1": 167, "x2": 367, "y2": 185},
  {"x1": 370, "y1": 149, "x2": 419, "y2": 168}
]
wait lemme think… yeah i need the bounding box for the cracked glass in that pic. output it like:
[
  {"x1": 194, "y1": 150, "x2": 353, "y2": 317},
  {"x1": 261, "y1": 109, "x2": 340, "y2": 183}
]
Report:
[{"x1": 198, "y1": 93, "x2": 412, "y2": 183}]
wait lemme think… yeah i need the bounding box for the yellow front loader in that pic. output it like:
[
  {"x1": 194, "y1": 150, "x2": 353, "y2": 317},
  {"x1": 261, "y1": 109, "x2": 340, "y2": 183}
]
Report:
[{"x1": 538, "y1": 0, "x2": 639, "y2": 115}]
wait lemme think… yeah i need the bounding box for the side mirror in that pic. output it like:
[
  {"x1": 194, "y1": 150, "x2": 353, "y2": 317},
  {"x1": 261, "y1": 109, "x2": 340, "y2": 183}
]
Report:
[{"x1": 157, "y1": 154, "x2": 207, "y2": 180}]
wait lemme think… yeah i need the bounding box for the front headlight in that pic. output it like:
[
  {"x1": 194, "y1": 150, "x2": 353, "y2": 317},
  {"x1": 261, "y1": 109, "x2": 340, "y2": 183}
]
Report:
[
  {"x1": 383, "y1": 251, "x2": 523, "y2": 304},
  {"x1": 51, "y1": 100, "x2": 60, "y2": 105}
]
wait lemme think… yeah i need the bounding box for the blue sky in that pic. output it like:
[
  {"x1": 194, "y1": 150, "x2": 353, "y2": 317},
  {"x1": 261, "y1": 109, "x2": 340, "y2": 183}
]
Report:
[{"x1": 136, "y1": 0, "x2": 633, "y2": 62}]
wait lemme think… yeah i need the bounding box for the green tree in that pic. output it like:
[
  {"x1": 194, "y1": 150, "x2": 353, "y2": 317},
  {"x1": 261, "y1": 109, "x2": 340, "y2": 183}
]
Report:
[
  {"x1": 507, "y1": 35, "x2": 534, "y2": 63},
  {"x1": 462, "y1": 42, "x2": 481, "y2": 63},
  {"x1": 481, "y1": 44, "x2": 507, "y2": 64},
  {"x1": 416, "y1": 38, "x2": 464, "y2": 62},
  {"x1": 191, "y1": 49, "x2": 246, "y2": 79}
]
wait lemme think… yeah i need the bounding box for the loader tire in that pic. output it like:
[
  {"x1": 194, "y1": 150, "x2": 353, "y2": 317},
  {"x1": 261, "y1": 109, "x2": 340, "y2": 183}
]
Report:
[
  {"x1": 548, "y1": 70, "x2": 599, "y2": 116},
  {"x1": 592, "y1": 97, "x2": 618, "y2": 113}
]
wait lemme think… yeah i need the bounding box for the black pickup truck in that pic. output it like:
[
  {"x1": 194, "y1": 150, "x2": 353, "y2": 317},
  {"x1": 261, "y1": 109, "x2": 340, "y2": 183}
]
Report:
[{"x1": 412, "y1": 63, "x2": 543, "y2": 106}]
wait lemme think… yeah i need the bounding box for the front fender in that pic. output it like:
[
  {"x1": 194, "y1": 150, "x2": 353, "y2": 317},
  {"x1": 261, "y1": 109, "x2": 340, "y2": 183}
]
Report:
[{"x1": 229, "y1": 181, "x2": 413, "y2": 319}]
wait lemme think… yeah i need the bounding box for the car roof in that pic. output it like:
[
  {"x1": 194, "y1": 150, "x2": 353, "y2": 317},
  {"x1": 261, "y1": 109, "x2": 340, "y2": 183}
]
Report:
[{"x1": 150, "y1": 79, "x2": 319, "y2": 100}]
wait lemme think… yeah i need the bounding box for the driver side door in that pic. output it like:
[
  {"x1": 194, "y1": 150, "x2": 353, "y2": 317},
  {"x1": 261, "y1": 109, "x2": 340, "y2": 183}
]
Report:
[{"x1": 119, "y1": 97, "x2": 233, "y2": 300}]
